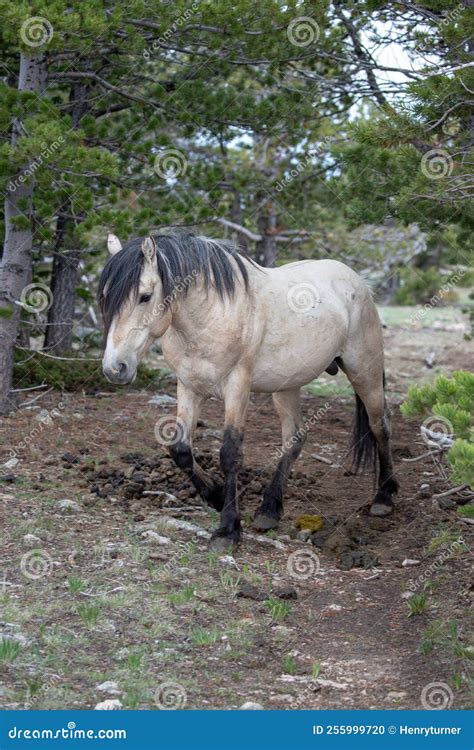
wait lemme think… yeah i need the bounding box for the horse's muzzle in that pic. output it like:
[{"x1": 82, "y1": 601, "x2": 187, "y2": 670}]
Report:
[{"x1": 102, "y1": 361, "x2": 134, "y2": 385}]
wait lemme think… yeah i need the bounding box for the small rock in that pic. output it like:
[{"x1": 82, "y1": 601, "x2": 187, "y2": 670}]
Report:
[
  {"x1": 56, "y1": 499, "x2": 81, "y2": 513},
  {"x1": 402, "y1": 558, "x2": 420, "y2": 567},
  {"x1": 219, "y1": 555, "x2": 239, "y2": 569},
  {"x1": 240, "y1": 701, "x2": 264, "y2": 710},
  {"x1": 147, "y1": 394, "x2": 177, "y2": 405},
  {"x1": 401, "y1": 590, "x2": 415, "y2": 599},
  {"x1": 296, "y1": 530, "x2": 311, "y2": 542},
  {"x1": 237, "y1": 582, "x2": 267, "y2": 601},
  {"x1": 141, "y1": 531, "x2": 171, "y2": 545},
  {"x1": 386, "y1": 691, "x2": 407, "y2": 700},
  {"x1": 273, "y1": 585, "x2": 298, "y2": 600},
  {"x1": 96, "y1": 681, "x2": 121, "y2": 696},
  {"x1": 23, "y1": 533, "x2": 42, "y2": 547},
  {"x1": 94, "y1": 699, "x2": 122, "y2": 710},
  {"x1": 61, "y1": 452, "x2": 78, "y2": 465},
  {"x1": 2, "y1": 457, "x2": 19, "y2": 469}
]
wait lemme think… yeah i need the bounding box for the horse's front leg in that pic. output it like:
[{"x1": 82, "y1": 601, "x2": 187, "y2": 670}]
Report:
[
  {"x1": 209, "y1": 369, "x2": 250, "y2": 552},
  {"x1": 254, "y1": 389, "x2": 305, "y2": 531},
  {"x1": 168, "y1": 380, "x2": 223, "y2": 510}
]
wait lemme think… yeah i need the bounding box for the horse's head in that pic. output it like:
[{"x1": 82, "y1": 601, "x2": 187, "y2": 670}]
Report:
[{"x1": 98, "y1": 233, "x2": 172, "y2": 384}]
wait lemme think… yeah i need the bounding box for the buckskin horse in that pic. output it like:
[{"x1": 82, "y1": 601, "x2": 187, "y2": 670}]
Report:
[{"x1": 98, "y1": 232, "x2": 398, "y2": 551}]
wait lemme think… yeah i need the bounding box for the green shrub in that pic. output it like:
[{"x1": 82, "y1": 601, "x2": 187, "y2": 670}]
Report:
[
  {"x1": 394, "y1": 267, "x2": 457, "y2": 305},
  {"x1": 401, "y1": 371, "x2": 474, "y2": 489},
  {"x1": 13, "y1": 352, "x2": 162, "y2": 391}
]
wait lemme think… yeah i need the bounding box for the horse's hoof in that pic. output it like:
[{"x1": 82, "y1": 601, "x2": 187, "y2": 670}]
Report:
[
  {"x1": 209, "y1": 534, "x2": 240, "y2": 553},
  {"x1": 369, "y1": 502, "x2": 394, "y2": 517},
  {"x1": 253, "y1": 513, "x2": 280, "y2": 532}
]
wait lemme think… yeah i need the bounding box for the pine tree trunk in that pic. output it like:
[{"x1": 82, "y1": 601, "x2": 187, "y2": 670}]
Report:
[
  {"x1": 0, "y1": 53, "x2": 47, "y2": 414},
  {"x1": 44, "y1": 215, "x2": 80, "y2": 353},
  {"x1": 43, "y1": 80, "x2": 90, "y2": 353},
  {"x1": 256, "y1": 201, "x2": 277, "y2": 267}
]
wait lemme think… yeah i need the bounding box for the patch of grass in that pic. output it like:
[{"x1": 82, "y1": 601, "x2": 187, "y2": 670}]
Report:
[
  {"x1": 266, "y1": 598, "x2": 291, "y2": 621},
  {"x1": 304, "y1": 375, "x2": 350, "y2": 399},
  {"x1": 0, "y1": 637, "x2": 21, "y2": 663},
  {"x1": 281, "y1": 655, "x2": 297, "y2": 674},
  {"x1": 311, "y1": 661, "x2": 322, "y2": 678},
  {"x1": 127, "y1": 649, "x2": 146, "y2": 671},
  {"x1": 68, "y1": 577, "x2": 86, "y2": 594},
  {"x1": 457, "y1": 504, "x2": 474, "y2": 519},
  {"x1": 190, "y1": 627, "x2": 219, "y2": 646},
  {"x1": 168, "y1": 586, "x2": 195, "y2": 605},
  {"x1": 76, "y1": 602, "x2": 101, "y2": 628},
  {"x1": 407, "y1": 592, "x2": 429, "y2": 616}
]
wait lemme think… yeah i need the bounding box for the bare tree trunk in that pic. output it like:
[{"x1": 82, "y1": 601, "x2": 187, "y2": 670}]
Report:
[
  {"x1": 44, "y1": 215, "x2": 80, "y2": 353},
  {"x1": 0, "y1": 53, "x2": 47, "y2": 414},
  {"x1": 44, "y1": 80, "x2": 90, "y2": 353},
  {"x1": 256, "y1": 200, "x2": 277, "y2": 267}
]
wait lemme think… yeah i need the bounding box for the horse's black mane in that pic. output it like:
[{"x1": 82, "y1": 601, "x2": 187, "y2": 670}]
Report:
[{"x1": 98, "y1": 233, "x2": 252, "y2": 334}]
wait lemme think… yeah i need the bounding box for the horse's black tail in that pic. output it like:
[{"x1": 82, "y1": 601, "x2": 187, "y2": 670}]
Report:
[{"x1": 351, "y1": 387, "x2": 381, "y2": 476}]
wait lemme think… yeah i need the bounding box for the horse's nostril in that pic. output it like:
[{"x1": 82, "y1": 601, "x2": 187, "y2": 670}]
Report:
[{"x1": 118, "y1": 362, "x2": 127, "y2": 377}]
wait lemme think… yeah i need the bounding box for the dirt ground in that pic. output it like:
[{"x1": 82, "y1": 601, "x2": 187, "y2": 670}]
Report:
[{"x1": 0, "y1": 311, "x2": 472, "y2": 710}]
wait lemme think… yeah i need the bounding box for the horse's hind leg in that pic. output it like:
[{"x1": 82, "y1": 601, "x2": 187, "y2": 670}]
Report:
[
  {"x1": 168, "y1": 380, "x2": 223, "y2": 510},
  {"x1": 254, "y1": 388, "x2": 305, "y2": 531},
  {"x1": 340, "y1": 354, "x2": 398, "y2": 517}
]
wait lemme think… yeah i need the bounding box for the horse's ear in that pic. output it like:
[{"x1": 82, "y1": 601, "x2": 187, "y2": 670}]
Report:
[
  {"x1": 107, "y1": 233, "x2": 122, "y2": 255},
  {"x1": 141, "y1": 236, "x2": 156, "y2": 264}
]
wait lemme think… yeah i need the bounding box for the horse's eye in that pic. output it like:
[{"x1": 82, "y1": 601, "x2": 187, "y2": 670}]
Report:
[{"x1": 139, "y1": 293, "x2": 152, "y2": 304}]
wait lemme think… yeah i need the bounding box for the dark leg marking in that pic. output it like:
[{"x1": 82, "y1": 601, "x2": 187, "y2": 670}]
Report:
[
  {"x1": 370, "y1": 415, "x2": 399, "y2": 517},
  {"x1": 169, "y1": 441, "x2": 223, "y2": 511},
  {"x1": 254, "y1": 433, "x2": 305, "y2": 531},
  {"x1": 209, "y1": 426, "x2": 243, "y2": 551}
]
